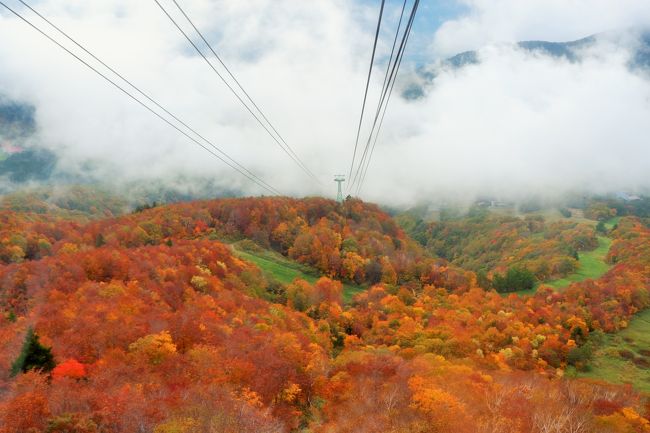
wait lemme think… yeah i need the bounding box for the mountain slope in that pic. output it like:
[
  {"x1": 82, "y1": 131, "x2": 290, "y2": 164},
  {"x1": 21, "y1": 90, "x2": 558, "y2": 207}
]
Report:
[{"x1": 1, "y1": 196, "x2": 650, "y2": 431}]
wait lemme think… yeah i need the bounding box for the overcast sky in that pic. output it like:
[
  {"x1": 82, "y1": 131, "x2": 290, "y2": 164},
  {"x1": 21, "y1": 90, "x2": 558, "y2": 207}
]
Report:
[{"x1": 1, "y1": 0, "x2": 650, "y2": 205}]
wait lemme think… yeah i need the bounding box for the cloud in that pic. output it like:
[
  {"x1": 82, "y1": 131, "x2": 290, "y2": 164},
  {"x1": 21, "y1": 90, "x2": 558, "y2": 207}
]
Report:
[
  {"x1": 1, "y1": 0, "x2": 650, "y2": 206},
  {"x1": 365, "y1": 38, "x2": 650, "y2": 205},
  {"x1": 0, "y1": 0, "x2": 376, "y2": 197}
]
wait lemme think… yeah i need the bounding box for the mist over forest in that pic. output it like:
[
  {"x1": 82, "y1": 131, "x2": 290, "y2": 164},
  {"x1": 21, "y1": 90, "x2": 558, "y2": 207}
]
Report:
[{"x1": 2, "y1": 2, "x2": 650, "y2": 433}]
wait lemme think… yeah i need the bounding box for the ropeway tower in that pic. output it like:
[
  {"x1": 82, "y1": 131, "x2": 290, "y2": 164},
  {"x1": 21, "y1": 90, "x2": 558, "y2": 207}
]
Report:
[{"x1": 334, "y1": 175, "x2": 345, "y2": 203}]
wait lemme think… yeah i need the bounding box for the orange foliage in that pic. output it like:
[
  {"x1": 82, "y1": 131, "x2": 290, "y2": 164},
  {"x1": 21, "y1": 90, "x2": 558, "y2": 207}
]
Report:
[{"x1": 0, "y1": 197, "x2": 649, "y2": 432}]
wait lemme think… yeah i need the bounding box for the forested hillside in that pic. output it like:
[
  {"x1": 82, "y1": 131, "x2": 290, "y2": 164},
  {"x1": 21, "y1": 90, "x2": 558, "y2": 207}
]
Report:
[
  {"x1": 399, "y1": 210, "x2": 603, "y2": 290},
  {"x1": 1, "y1": 194, "x2": 650, "y2": 432}
]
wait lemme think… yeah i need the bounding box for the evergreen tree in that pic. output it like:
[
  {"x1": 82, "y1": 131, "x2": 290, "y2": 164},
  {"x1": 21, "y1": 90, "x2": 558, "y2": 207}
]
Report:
[
  {"x1": 10, "y1": 327, "x2": 55, "y2": 376},
  {"x1": 6, "y1": 310, "x2": 16, "y2": 323},
  {"x1": 95, "y1": 233, "x2": 106, "y2": 247}
]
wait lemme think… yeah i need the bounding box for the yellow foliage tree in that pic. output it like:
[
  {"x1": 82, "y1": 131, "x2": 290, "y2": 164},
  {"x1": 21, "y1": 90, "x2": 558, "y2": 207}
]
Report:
[{"x1": 129, "y1": 331, "x2": 177, "y2": 365}]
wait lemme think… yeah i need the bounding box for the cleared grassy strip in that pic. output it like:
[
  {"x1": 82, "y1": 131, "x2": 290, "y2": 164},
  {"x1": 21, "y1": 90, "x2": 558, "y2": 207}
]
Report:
[
  {"x1": 506, "y1": 234, "x2": 613, "y2": 297},
  {"x1": 235, "y1": 249, "x2": 317, "y2": 285},
  {"x1": 604, "y1": 216, "x2": 621, "y2": 231},
  {"x1": 232, "y1": 245, "x2": 365, "y2": 303},
  {"x1": 572, "y1": 309, "x2": 650, "y2": 394},
  {"x1": 544, "y1": 236, "x2": 612, "y2": 289}
]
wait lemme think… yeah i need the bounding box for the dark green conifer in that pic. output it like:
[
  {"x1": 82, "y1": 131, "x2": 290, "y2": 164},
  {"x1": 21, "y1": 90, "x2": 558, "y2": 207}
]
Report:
[
  {"x1": 95, "y1": 233, "x2": 106, "y2": 247},
  {"x1": 10, "y1": 327, "x2": 55, "y2": 376}
]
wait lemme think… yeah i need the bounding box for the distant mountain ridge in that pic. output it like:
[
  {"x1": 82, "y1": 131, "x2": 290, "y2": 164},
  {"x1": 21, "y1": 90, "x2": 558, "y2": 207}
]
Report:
[
  {"x1": 0, "y1": 96, "x2": 36, "y2": 139},
  {"x1": 0, "y1": 95, "x2": 57, "y2": 184},
  {"x1": 446, "y1": 35, "x2": 596, "y2": 67},
  {"x1": 404, "y1": 29, "x2": 650, "y2": 99}
]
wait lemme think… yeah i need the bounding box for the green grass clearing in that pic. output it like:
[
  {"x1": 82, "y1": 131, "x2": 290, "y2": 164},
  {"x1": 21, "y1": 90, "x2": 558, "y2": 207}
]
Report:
[
  {"x1": 570, "y1": 309, "x2": 650, "y2": 394},
  {"x1": 231, "y1": 243, "x2": 365, "y2": 303},
  {"x1": 502, "y1": 235, "x2": 613, "y2": 297},
  {"x1": 604, "y1": 216, "x2": 621, "y2": 231},
  {"x1": 537, "y1": 216, "x2": 618, "y2": 291},
  {"x1": 544, "y1": 236, "x2": 612, "y2": 290}
]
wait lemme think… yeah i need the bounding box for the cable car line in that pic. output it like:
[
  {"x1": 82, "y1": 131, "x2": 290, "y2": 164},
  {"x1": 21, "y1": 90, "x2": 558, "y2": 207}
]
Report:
[
  {"x1": 347, "y1": 0, "x2": 386, "y2": 186},
  {"x1": 14, "y1": 0, "x2": 279, "y2": 195},
  {"x1": 0, "y1": 0, "x2": 281, "y2": 195},
  {"x1": 353, "y1": 0, "x2": 420, "y2": 194},
  {"x1": 350, "y1": 0, "x2": 410, "y2": 190},
  {"x1": 169, "y1": 0, "x2": 313, "y2": 182},
  {"x1": 155, "y1": 0, "x2": 321, "y2": 185}
]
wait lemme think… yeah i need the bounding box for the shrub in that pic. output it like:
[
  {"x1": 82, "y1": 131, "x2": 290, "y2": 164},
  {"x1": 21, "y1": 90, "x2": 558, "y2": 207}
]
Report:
[{"x1": 567, "y1": 343, "x2": 593, "y2": 371}]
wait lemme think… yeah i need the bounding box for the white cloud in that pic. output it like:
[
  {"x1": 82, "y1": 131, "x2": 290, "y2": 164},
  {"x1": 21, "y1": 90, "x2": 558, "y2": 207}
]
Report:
[
  {"x1": 0, "y1": 0, "x2": 376, "y2": 196},
  {"x1": 1, "y1": 0, "x2": 650, "y2": 206},
  {"x1": 363, "y1": 41, "x2": 650, "y2": 205}
]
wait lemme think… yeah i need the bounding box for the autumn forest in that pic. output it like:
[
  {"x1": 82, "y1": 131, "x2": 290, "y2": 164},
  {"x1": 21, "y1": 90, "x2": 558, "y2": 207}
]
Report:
[{"x1": 0, "y1": 189, "x2": 647, "y2": 433}]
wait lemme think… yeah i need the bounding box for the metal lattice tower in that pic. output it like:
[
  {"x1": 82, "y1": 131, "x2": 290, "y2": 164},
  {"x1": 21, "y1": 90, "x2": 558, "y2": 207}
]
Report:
[{"x1": 334, "y1": 175, "x2": 345, "y2": 203}]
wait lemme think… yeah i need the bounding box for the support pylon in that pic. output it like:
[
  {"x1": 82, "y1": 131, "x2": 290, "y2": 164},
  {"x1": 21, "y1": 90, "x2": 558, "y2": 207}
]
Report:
[{"x1": 334, "y1": 175, "x2": 345, "y2": 203}]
